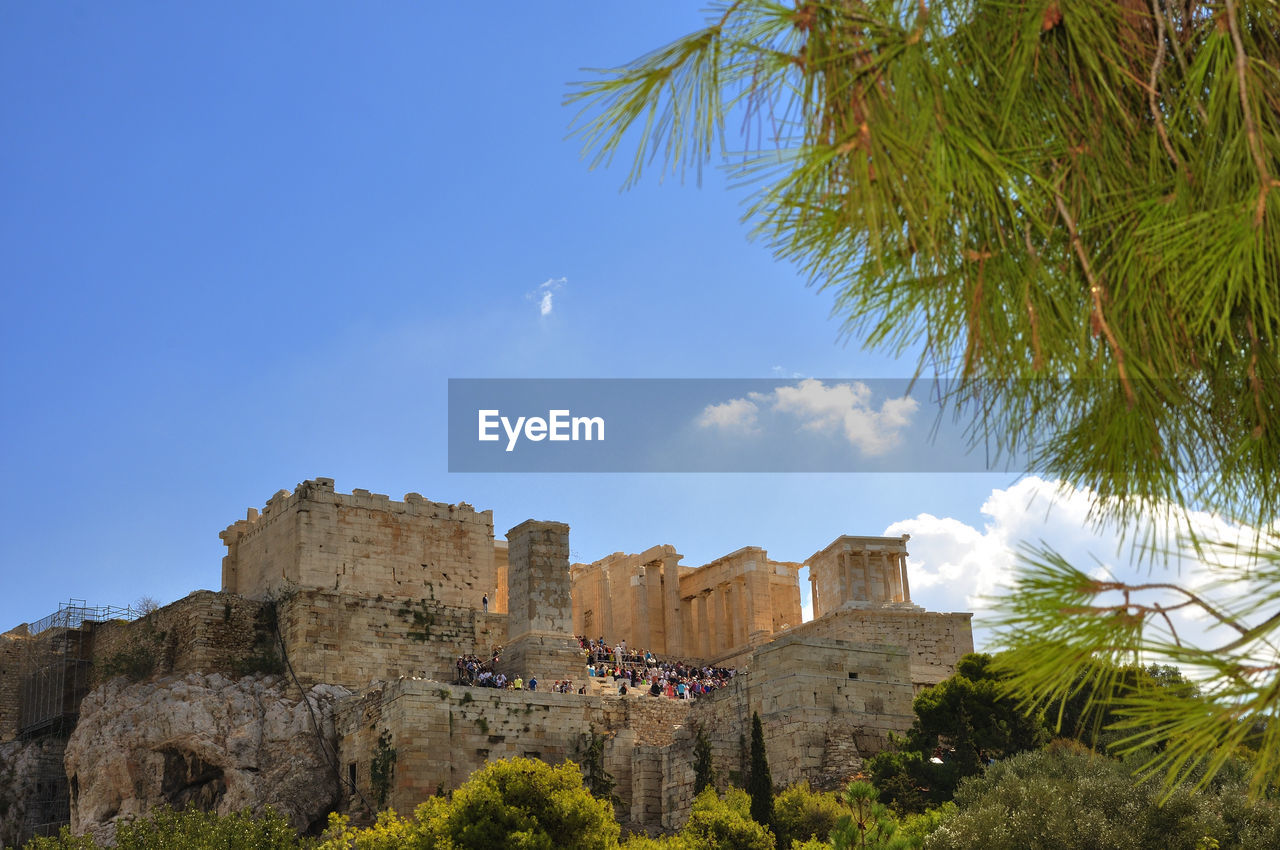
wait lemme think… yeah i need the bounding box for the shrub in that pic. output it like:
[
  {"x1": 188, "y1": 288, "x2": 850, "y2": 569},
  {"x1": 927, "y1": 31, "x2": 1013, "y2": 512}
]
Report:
[
  {"x1": 924, "y1": 745, "x2": 1280, "y2": 850},
  {"x1": 772, "y1": 782, "x2": 845, "y2": 848},
  {"x1": 680, "y1": 787, "x2": 774, "y2": 850}
]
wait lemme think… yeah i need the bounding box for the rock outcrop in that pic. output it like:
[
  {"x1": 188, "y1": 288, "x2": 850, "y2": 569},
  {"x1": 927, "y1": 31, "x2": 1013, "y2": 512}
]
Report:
[
  {"x1": 0, "y1": 737, "x2": 69, "y2": 848},
  {"x1": 65, "y1": 673, "x2": 350, "y2": 844}
]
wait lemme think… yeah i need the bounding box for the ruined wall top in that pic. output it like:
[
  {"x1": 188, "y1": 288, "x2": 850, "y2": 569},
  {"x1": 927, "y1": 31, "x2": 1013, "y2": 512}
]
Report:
[
  {"x1": 219, "y1": 478, "x2": 494, "y2": 546},
  {"x1": 219, "y1": 478, "x2": 499, "y2": 607}
]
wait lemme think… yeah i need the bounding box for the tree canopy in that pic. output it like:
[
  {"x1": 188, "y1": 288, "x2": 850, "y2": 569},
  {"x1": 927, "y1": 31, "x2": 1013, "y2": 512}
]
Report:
[{"x1": 569, "y1": 0, "x2": 1280, "y2": 794}]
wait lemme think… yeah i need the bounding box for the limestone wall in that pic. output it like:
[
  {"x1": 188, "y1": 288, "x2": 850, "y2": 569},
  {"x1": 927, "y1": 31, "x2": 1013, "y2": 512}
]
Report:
[
  {"x1": 88, "y1": 591, "x2": 265, "y2": 685},
  {"x1": 681, "y1": 634, "x2": 915, "y2": 795},
  {"x1": 220, "y1": 479, "x2": 497, "y2": 609},
  {"x1": 335, "y1": 680, "x2": 691, "y2": 832},
  {"x1": 787, "y1": 608, "x2": 974, "y2": 689},
  {"x1": 278, "y1": 590, "x2": 508, "y2": 689},
  {"x1": 0, "y1": 631, "x2": 26, "y2": 742}
]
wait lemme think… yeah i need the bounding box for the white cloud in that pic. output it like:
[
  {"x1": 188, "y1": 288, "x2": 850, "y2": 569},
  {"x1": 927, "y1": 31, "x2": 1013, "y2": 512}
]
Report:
[
  {"x1": 526, "y1": 276, "x2": 567, "y2": 317},
  {"x1": 886, "y1": 476, "x2": 1274, "y2": 657},
  {"x1": 696, "y1": 379, "x2": 918, "y2": 456},
  {"x1": 696, "y1": 398, "x2": 760, "y2": 434}
]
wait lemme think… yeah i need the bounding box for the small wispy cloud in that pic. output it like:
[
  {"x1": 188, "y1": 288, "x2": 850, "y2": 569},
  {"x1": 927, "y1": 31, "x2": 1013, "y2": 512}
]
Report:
[
  {"x1": 526, "y1": 277, "x2": 567, "y2": 317},
  {"x1": 695, "y1": 379, "x2": 918, "y2": 456}
]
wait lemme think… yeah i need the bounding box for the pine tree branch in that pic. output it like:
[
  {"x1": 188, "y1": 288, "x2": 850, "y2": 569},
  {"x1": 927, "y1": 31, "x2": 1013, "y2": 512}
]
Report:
[
  {"x1": 1051, "y1": 174, "x2": 1136, "y2": 406},
  {"x1": 1224, "y1": 0, "x2": 1275, "y2": 225},
  {"x1": 1147, "y1": 0, "x2": 1188, "y2": 181}
]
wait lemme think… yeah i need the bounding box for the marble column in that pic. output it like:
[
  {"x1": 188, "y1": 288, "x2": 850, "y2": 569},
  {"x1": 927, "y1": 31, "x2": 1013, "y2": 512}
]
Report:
[
  {"x1": 663, "y1": 554, "x2": 684, "y2": 657},
  {"x1": 862, "y1": 550, "x2": 873, "y2": 603}
]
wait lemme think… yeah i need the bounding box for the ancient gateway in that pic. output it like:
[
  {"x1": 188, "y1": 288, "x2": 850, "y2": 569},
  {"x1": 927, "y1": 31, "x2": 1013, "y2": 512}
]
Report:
[{"x1": 0, "y1": 479, "x2": 973, "y2": 843}]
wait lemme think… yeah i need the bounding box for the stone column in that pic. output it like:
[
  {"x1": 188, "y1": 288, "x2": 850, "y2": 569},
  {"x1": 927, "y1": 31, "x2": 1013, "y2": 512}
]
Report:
[
  {"x1": 744, "y1": 559, "x2": 772, "y2": 642},
  {"x1": 726, "y1": 580, "x2": 743, "y2": 650},
  {"x1": 663, "y1": 554, "x2": 684, "y2": 658},
  {"x1": 861, "y1": 550, "x2": 873, "y2": 604},
  {"x1": 809, "y1": 568, "x2": 821, "y2": 620},
  {"x1": 883, "y1": 553, "x2": 898, "y2": 602},
  {"x1": 706, "y1": 587, "x2": 722, "y2": 657},
  {"x1": 646, "y1": 561, "x2": 667, "y2": 654},
  {"x1": 717, "y1": 584, "x2": 733, "y2": 656},
  {"x1": 633, "y1": 565, "x2": 652, "y2": 650},
  {"x1": 696, "y1": 591, "x2": 711, "y2": 659},
  {"x1": 495, "y1": 520, "x2": 582, "y2": 684},
  {"x1": 899, "y1": 553, "x2": 911, "y2": 603},
  {"x1": 680, "y1": 597, "x2": 695, "y2": 660}
]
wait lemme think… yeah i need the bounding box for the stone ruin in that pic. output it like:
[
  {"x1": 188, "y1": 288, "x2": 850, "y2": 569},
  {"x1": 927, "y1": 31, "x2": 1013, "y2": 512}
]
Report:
[{"x1": 0, "y1": 478, "x2": 973, "y2": 844}]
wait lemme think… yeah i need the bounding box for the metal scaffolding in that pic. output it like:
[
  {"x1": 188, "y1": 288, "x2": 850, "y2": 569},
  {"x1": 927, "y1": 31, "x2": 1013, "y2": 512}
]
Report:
[
  {"x1": 17, "y1": 738, "x2": 71, "y2": 842},
  {"x1": 9, "y1": 600, "x2": 140, "y2": 844},
  {"x1": 18, "y1": 599, "x2": 139, "y2": 738}
]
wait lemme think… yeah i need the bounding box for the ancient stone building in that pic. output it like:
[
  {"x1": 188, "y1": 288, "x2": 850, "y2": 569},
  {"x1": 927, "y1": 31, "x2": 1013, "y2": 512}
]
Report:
[
  {"x1": 219, "y1": 478, "x2": 507, "y2": 612},
  {"x1": 0, "y1": 478, "x2": 975, "y2": 843},
  {"x1": 570, "y1": 546, "x2": 803, "y2": 668}
]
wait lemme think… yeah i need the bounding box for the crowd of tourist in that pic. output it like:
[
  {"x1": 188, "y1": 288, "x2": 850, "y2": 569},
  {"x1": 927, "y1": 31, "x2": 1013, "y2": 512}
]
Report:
[
  {"x1": 579, "y1": 636, "x2": 737, "y2": 700},
  {"x1": 454, "y1": 638, "x2": 736, "y2": 701}
]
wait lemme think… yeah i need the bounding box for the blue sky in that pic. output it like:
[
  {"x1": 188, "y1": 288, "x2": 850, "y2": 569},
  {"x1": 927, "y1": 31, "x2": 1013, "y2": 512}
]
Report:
[{"x1": 3, "y1": 3, "x2": 1225, "y2": 651}]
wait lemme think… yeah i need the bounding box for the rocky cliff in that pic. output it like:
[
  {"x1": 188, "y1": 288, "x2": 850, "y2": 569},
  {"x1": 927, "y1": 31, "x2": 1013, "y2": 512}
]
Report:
[{"x1": 65, "y1": 673, "x2": 350, "y2": 844}]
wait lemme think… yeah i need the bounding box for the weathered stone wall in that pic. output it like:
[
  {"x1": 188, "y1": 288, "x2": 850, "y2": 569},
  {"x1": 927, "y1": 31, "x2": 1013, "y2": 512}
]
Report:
[
  {"x1": 0, "y1": 631, "x2": 27, "y2": 743},
  {"x1": 221, "y1": 479, "x2": 497, "y2": 610},
  {"x1": 278, "y1": 590, "x2": 507, "y2": 689},
  {"x1": 680, "y1": 634, "x2": 915, "y2": 798},
  {"x1": 87, "y1": 591, "x2": 265, "y2": 685},
  {"x1": 786, "y1": 608, "x2": 974, "y2": 690},
  {"x1": 335, "y1": 680, "x2": 691, "y2": 833}
]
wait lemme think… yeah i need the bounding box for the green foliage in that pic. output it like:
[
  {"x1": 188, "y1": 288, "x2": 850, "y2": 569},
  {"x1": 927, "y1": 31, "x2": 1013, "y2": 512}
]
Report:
[
  {"x1": 772, "y1": 781, "x2": 845, "y2": 849},
  {"x1": 24, "y1": 828, "x2": 100, "y2": 849},
  {"x1": 619, "y1": 836, "x2": 690, "y2": 849},
  {"x1": 25, "y1": 806, "x2": 304, "y2": 850},
  {"x1": 315, "y1": 807, "x2": 439, "y2": 850},
  {"x1": 829, "y1": 782, "x2": 909, "y2": 850},
  {"x1": 990, "y1": 542, "x2": 1280, "y2": 797},
  {"x1": 570, "y1": 0, "x2": 1280, "y2": 524},
  {"x1": 693, "y1": 728, "x2": 716, "y2": 796},
  {"x1": 429, "y1": 757, "x2": 620, "y2": 850},
  {"x1": 865, "y1": 749, "x2": 953, "y2": 816},
  {"x1": 896, "y1": 803, "x2": 955, "y2": 849},
  {"x1": 925, "y1": 743, "x2": 1280, "y2": 850},
  {"x1": 318, "y1": 758, "x2": 621, "y2": 849},
  {"x1": 680, "y1": 787, "x2": 774, "y2": 850},
  {"x1": 867, "y1": 653, "x2": 1045, "y2": 812},
  {"x1": 747, "y1": 713, "x2": 774, "y2": 833},
  {"x1": 370, "y1": 730, "x2": 397, "y2": 809},
  {"x1": 910, "y1": 654, "x2": 1049, "y2": 764},
  {"x1": 570, "y1": 0, "x2": 1280, "y2": 796}
]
